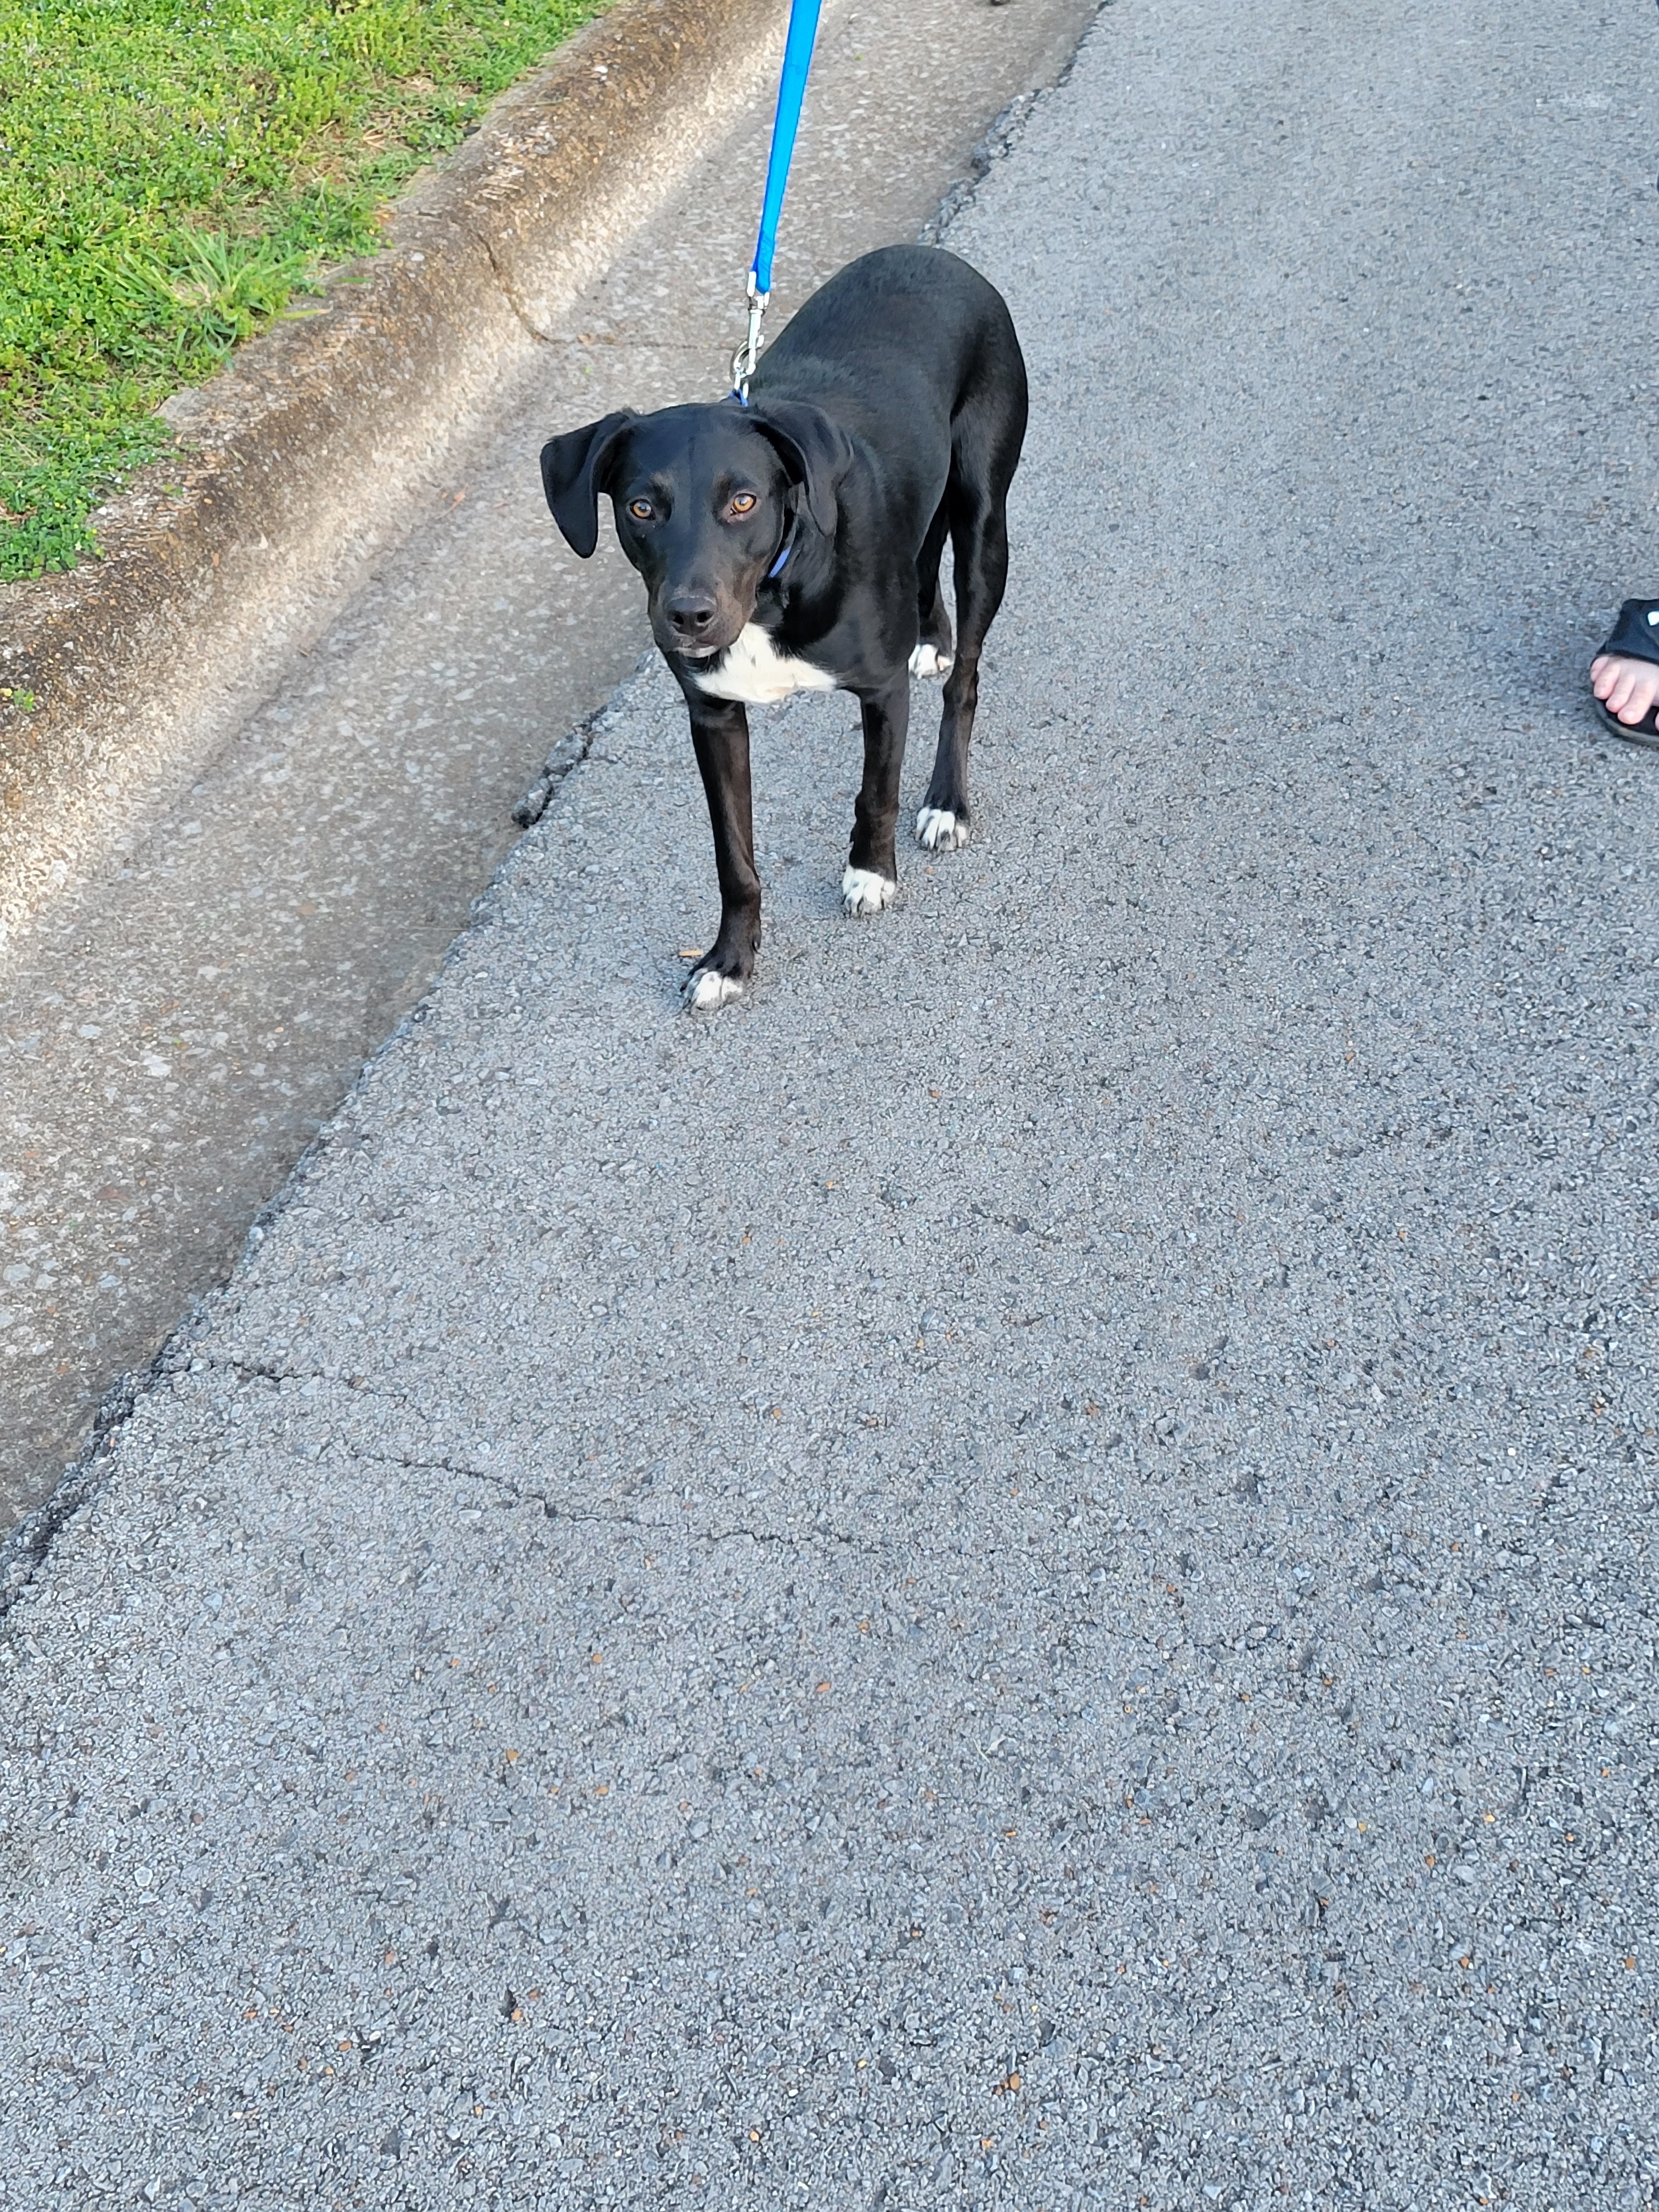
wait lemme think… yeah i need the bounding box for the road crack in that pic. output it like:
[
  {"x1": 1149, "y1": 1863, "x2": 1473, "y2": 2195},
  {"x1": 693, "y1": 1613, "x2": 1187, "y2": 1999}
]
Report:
[{"x1": 342, "y1": 1441, "x2": 881, "y2": 1554}]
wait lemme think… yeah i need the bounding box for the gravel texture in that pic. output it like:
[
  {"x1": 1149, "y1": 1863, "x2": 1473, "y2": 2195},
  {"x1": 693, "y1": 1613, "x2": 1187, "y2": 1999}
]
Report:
[{"x1": 3, "y1": 0, "x2": 1657, "y2": 2206}]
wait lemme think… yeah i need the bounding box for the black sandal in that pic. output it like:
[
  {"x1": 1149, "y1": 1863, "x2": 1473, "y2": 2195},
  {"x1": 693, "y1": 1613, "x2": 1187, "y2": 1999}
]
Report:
[{"x1": 1592, "y1": 598, "x2": 1659, "y2": 747}]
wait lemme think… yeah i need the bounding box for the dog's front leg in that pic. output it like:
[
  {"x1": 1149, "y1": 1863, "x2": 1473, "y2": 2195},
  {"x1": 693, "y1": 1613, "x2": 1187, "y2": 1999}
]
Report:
[
  {"x1": 843, "y1": 674, "x2": 910, "y2": 916},
  {"x1": 685, "y1": 697, "x2": 760, "y2": 1009}
]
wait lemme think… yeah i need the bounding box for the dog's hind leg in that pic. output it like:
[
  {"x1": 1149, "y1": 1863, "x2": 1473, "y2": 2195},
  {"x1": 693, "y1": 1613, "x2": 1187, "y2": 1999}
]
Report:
[
  {"x1": 915, "y1": 479, "x2": 1009, "y2": 852},
  {"x1": 910, "y1": 498, "x2": 954, "y2": 680},
  {"x1": 844, "y1": 673, "x2": 910, "y2": 915},
  {"x1": 917, "y1": 374, "x2": 1025, "y2": 853}
]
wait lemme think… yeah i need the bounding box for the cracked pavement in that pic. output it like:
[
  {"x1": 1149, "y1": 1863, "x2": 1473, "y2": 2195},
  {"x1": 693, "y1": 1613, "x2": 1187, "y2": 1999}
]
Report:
[{"x1": 3, "y1": 0, "x2": 1659, "y2": 2206}]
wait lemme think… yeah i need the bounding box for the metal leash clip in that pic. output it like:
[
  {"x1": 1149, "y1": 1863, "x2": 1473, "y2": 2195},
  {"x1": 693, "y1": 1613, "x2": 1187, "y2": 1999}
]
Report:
[{"x1": 731, "y1": 272, "x2": 769, "y2": 405}]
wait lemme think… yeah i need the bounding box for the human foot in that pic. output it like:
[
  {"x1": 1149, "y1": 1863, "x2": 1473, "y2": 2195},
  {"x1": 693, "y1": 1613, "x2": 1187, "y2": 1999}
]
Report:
[{"x1": 1590, "y1": 652, "x2": 1659, "y2": 728}]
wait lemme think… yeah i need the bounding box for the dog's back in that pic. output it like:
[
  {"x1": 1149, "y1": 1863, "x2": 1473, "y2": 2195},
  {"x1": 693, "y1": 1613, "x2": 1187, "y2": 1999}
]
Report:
[{"x1": 751, "y1": 245, "x2": 1026, "y2": 500}]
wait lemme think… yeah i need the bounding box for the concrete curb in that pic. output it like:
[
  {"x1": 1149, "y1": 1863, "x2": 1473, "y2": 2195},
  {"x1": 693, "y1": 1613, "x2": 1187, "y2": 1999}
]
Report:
[{"x1": 0, "y1": 0, "x2": 785, "y2": 947}]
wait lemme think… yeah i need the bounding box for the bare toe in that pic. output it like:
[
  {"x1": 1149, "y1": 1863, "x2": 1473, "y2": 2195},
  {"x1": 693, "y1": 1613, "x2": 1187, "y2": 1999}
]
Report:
[{"x1": 1591, "y1": 652, "x2": 1659, "y2": 721}]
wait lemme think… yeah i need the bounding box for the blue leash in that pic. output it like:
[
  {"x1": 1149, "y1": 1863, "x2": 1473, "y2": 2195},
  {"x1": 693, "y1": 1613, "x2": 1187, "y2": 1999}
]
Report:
[{"x1": 731, "y1": 0, "x2": 824, "y2": 405}]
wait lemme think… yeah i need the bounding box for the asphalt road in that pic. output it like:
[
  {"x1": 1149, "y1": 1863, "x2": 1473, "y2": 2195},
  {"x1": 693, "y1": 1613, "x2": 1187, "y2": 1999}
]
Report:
[
  {"x1": 0, "y1": 0, "x2": 1095, "y2": 1530},
  {"x1": 4, "y1": 1, "x2": 1658, "y2": 2206}
]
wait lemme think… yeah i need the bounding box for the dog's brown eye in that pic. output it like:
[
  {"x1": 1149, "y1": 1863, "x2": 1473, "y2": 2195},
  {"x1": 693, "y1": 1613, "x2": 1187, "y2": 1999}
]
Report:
[
  {"x1": 730, "y1": 493, "x2": 757, "y2": 515},
  {"x1": 628, "y1": 499, "x2": 654, "y2": 521}
]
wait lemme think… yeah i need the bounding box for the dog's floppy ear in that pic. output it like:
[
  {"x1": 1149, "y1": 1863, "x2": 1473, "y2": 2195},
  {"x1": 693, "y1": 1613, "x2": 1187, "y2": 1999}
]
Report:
[
  {"x1": 749, "y1": 401, "x2": 855, "y2": 541},
  {"x1": 540, "y1": 411, "x2": 635, "y2": 558}
]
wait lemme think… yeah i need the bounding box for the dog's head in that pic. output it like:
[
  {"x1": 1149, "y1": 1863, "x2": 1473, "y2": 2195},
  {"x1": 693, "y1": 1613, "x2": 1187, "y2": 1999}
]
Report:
[{"x1": 540, "y1": 400, "x2": 853, "y2": 661}]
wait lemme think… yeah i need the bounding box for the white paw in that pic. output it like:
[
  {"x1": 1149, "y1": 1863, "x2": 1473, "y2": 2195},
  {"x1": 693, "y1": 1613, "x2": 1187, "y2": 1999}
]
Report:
[
  {"x1": 909, "y1": 643, "x2": 955, "y2": 680},
  {"x1": 842, "y1": 866, "x2": 897, "y2": 917},
  {"x1": 916, "y1": 805, "x2": 970, "y2": 851},
  {"x1": 685, "y1": 967, "x2": 743, "y2": 1011}
]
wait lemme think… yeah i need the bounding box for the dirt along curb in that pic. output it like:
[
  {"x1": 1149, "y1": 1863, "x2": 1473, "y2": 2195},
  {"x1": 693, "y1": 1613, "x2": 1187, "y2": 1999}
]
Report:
[{"x1": 0, "y1": 0, "x2": 786, "y2": 951}]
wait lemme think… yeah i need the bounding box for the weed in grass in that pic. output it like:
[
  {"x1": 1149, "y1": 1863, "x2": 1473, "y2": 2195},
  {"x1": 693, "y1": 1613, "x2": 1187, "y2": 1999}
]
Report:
[{"x1": 0, "y1": 0, "x2": 610, "y2": 584}]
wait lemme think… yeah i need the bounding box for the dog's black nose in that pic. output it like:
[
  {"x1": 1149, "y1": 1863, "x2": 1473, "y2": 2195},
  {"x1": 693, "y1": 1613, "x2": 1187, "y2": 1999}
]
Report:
[{"x1": 665, "y1": 592, "x2": 720, "y2": 640}]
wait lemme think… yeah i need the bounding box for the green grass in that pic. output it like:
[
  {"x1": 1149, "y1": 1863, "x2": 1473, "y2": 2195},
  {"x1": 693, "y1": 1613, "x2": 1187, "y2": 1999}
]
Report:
[{"x1": 0, "y1": 0, "x2": 610, "y2": 583}]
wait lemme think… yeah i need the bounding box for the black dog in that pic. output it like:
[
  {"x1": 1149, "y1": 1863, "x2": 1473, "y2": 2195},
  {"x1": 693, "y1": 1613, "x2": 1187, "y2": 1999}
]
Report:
[{"x1": 541, "y1": 244, "x2": 1027, "y2": 1009}]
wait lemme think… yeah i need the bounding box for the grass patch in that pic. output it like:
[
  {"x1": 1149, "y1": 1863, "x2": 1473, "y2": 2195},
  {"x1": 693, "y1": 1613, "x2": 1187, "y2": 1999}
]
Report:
[{"x1": 0, "y1": 0, "x2": 611, "y2": 583}]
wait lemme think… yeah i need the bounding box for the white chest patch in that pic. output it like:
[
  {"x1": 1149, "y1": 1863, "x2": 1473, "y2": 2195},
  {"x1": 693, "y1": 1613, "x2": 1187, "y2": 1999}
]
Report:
[{"x1": 685, "y1": 624, "x2": 837, "y2": 707}]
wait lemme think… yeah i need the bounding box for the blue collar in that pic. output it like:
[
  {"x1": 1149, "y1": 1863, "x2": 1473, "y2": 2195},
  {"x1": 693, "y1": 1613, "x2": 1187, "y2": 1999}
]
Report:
[{"x1": 768, "y1": 509, "x2": 797, "y2": 580}]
